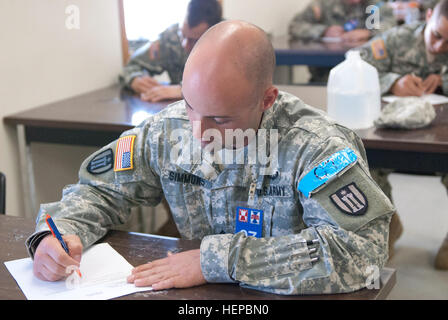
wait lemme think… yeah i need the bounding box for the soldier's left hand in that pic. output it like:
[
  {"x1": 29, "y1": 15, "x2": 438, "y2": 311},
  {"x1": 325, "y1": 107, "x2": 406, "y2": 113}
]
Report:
[
  {"x1": 422, "y1": 74, "x2": 442, "y2": 94},
  {"x1": 127, "y1": 249, "x2": 207, "y2": 290},
  {"x1": 140, "y1": 85, "x2": 182, "y2": 102}
]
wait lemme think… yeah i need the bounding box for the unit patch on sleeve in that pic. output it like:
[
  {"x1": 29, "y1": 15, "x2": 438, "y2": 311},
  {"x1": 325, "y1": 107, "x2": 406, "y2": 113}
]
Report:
[
  {"x1": 371, "y1": 38, "x2": 387, "y2": 60},
  {"x1": 330, "y1": 182, "x2": 368, "y2": 216},
  {"x1": 87, "y1": 148, "x2": 113, "y2": 175},
  {"x1": 114, "y1": 135, "x2": 136, "y2": 172}
]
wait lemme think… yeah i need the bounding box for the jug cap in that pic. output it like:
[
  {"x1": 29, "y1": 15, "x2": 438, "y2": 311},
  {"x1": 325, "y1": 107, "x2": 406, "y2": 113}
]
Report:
[{"x1": 345, "y1": 50, "x2": 361, "y2": 60}]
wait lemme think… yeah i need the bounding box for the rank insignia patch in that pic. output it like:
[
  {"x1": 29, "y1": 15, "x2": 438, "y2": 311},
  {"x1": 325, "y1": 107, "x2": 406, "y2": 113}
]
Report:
[
  {"x1": 87, "y1": 148, "x2": 113, "y2": 175},
  {"x1": 330, "y1": 182, "x2": 368, "y2": 216},
  {"x1": 371, "y1": 39, "x2": 387, "y2": 60},
  {"x1": 114, "y1": 135, "x2": 136, "y2": 172}
]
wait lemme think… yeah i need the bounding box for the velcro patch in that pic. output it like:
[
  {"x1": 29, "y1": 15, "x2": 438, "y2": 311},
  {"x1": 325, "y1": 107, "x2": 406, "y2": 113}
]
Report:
[
  {"x1": 114, "y1": 135, "x2": 136, "y2": 172},
  {"x1": 330, "y1": 182, "x2": 368, "y2": 216},
  {"x1": 87, "y1": 148, "x2": 113, "y2": 175},
  {"x1": 298, "y1": 147, "x2": 358, "y2": 198},
  {"x1": 371, "y1": 39, "x2": 387, "y2": 60}
]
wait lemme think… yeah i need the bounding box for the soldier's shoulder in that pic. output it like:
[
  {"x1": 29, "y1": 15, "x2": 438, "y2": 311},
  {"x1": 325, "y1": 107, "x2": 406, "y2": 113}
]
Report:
[
  {"x1": 159, "y1": 23, "x2": 181, "y2": 43},
  {"x1": 384, "y1": 21, "x2": 424, "y2": 40},
  {"x1": 274, "y1": 91, "x2": 351, "y2": 141},
  {"x1": 137, "y1": 100, "x2": 189, "y2": 130}
]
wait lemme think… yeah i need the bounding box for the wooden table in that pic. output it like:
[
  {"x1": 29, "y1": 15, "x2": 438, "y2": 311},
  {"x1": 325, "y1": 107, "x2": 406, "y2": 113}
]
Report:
[
  {"x1": 272, "y1": 36, "x2": 364, "y2": 67},
  {"x1": 3, "y1": 85, "x2": 173, "y2": 217},
  {"x1": 0, "y1": 214, "x2": 396, "y2": 300}
]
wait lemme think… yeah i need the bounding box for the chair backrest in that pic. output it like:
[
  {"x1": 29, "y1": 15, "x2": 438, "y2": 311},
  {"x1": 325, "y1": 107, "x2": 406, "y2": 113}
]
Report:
[{"x1": 0, "y1": 172, "x2": 5, "y2": 214}]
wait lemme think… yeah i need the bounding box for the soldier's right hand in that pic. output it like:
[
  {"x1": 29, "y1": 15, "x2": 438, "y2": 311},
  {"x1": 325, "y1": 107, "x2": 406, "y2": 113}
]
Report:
[
  {"x1": 391, "y1": 74, "x2": 425, "y2": 97},
  {"x1": 131, "y1": 76, "x2": 159, "y2": 94},
  {"x1": 33, "y1": 234, "x2": 83, "y2": 282}
]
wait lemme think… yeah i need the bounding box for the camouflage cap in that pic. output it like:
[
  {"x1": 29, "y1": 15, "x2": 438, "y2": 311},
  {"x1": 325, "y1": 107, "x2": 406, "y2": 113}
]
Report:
[{"x1": 374, "y1": 97, "x2": 436, "y2": 129}]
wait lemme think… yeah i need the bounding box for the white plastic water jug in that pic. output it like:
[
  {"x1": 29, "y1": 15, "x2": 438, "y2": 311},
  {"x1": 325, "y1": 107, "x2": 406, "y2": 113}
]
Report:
[{"x1": 327, "y1": 50, "x2": 381, "y2": 130}]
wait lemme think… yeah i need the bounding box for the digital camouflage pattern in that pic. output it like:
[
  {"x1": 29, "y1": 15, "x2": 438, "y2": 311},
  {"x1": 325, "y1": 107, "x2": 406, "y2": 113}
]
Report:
[
  {"x1": 120, "y1": 24, "x2": 187, "y2": 89},
  {"x1": 26, "y1": 92, "x2": 395, "y2": 295},
  {"x1": 356, "y1": 22, "x2": 448, "y2": 94},
  {"x1": 374, "y1": 97, "x2": 436, "y2": 129},
  {"x1": 288, "y1": 0, "x2": 396, "y2": 40}
]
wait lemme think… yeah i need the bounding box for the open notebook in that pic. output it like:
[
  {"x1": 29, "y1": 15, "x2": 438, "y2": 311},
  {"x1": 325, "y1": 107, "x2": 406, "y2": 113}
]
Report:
[{"x1": 4, "y1": 243, "x2": 152, "y2": 300}]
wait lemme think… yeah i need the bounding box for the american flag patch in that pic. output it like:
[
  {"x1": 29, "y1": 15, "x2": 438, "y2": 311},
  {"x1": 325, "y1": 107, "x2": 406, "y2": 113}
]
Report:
[{"x1": 114, "y1": 135, "x2": 136, "y2": 172}]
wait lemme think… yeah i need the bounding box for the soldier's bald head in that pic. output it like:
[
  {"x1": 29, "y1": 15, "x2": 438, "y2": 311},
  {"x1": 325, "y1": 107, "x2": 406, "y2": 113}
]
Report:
[
  {"x1": 181, "y1": 20, "x2": 278, "y2": 149},
  {"x1": 183, "y1": 20, "x2": 276, "y2": 100}
]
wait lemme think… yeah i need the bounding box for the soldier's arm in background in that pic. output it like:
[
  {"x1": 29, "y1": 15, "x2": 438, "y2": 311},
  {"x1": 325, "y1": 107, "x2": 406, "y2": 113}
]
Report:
[
  {"x1": 201, "y1": 132, "x2": 395, "y2": 295},
  {"x1": 25, "y1": 117, "x2": 164, "y2": 258},
  {"x1": 356, "y1": 28, "x2": 404, "y2": 95},
  {"x1": 371, "y1": 1, "x2": 397, "y2": 36},
  {"x1": 288, "y1": 0, "x2": 330, "y2": 40},
  {"x1": 120, "y1": 24, "x2": 183, "y2": 91}
]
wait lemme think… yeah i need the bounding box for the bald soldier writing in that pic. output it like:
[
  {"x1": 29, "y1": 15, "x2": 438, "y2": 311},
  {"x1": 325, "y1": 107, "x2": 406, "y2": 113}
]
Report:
[{"x1": 26, "y1": 21, "x2": 395, "y2": 295}]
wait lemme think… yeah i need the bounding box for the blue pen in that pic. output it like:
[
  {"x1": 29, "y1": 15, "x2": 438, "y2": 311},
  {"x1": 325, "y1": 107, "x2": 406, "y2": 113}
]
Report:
[{"x1": 45, "y1": 214, "x2": 82, "y2": 277}]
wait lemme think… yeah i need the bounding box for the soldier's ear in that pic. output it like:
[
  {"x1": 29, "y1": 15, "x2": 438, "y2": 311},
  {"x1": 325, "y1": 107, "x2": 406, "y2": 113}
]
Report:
[
  {"x1": 261, "y1": 86, "x2": 278, "y2": 112},
  {"x1": 426, "y1": 8, "x2": 433, "y2": 22}
]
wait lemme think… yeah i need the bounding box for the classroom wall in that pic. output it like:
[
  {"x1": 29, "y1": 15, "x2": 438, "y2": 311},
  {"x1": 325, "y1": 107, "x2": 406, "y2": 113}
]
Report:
[
  {"x1": 0, "y1": 0, "x2": 123, "y2": 217},
  {"x1": 222, "y1": 0, "x2": 311, "y2": 36}
]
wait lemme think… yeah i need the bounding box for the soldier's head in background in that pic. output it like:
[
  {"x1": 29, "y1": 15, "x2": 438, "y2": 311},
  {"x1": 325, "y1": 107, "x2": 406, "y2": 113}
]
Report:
[
  {"x1": 181, "y1": 0, "x2": 223, "y2": 54},
  {"x1": 424, "y1": 0, "x2": 448, "y2": 54},
  {"x1": 182, "y1": 20, "x2": 278, "y2": 149}
]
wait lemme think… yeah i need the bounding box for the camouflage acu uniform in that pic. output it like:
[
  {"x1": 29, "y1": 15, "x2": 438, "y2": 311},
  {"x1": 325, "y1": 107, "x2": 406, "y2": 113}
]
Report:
[
  {"x1": 288, "y1": 0, "x2": 396, "y2": 83},
  {"x1": 120, "y1": 24, "x2": 187, "y2": 89},
  {"x1": 356, "y1": 21, "x2": 448, "y2": 194},
  {"x1": 26, "y1": 92, "x2": 395, "y2": 295},
  {"x1": 356, "y1": 22, "x2": 448, "y2": 95},
  {"x1": 289, "y1": 0, "x2": 396, "y2": 40}
]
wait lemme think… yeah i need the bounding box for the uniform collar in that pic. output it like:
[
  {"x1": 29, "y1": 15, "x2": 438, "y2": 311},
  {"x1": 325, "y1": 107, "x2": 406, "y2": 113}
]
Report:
[{"x1": 174, "y1": 95, "x2": 282, "y2": 181}]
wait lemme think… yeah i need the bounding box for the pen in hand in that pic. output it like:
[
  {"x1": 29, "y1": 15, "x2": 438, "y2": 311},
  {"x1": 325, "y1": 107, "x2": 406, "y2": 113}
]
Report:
[{"x1": 45, "y1": 214, "x2": 82, "y2": 278}]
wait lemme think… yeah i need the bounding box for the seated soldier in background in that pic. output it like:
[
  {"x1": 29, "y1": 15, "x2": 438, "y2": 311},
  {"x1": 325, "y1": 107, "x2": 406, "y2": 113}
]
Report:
[
  {"x1": 388, "y1": 0, "x2": 439, "y2": 23},
  {"x1": 288, "y1": 0, "x2": 396, "y2": 83},
  {"x1": 120, "y1": 0, "x2": 222, "y2": 102},
  {"x1": 356, "y1": 0, "x2": 448, "y2": 269}
]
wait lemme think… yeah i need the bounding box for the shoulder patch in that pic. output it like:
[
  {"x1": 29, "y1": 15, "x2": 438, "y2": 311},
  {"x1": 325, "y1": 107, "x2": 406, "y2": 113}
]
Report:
[
  {"x1": 114, "y1": 135, "x2": 136, "y2": 172},
  {"x1": 298, "y1": 147, "x2": 358, "y2": 198},
  {"x1": 371, "y1": 39, "x2": 388, "y2": 60},
  {"x1": 330, "y1": 182, "x2": 368, "y2": 216},
  {"x1": 87, "y1": 149, "x2": 113, "y2": 175}
]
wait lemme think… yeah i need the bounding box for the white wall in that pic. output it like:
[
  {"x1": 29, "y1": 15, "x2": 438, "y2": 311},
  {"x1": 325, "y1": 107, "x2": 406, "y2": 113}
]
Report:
[
  {"x1": 0, "y1": 0, "x2": 123, "y2": 216},
  {"x1": 222, "y1": 0, "x2": 311, "y2": 36}
]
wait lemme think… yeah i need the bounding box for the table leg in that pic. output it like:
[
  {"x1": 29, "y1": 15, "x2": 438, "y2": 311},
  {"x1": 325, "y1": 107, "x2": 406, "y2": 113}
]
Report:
[{"x1": 17, "y1": 125, "x2": 38, "y2": 218}]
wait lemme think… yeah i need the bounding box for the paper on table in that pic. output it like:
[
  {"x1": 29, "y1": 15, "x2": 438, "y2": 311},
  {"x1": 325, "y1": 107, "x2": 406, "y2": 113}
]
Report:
[
  {"x1": 382, "y1": 94, "x2": 448, "y2": 105},
  {"x1": 4, "y1": 243, "x2": 152, "y2": 300}
]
